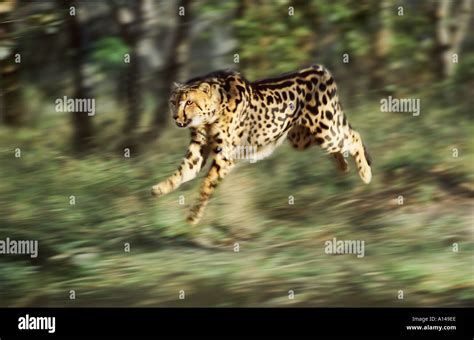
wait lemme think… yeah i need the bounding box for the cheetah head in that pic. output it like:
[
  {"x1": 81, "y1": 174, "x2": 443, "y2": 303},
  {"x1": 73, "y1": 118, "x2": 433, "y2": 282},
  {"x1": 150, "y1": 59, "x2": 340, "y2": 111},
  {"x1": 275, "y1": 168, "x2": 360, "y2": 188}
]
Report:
[{"x1": 169, "y1": 82, "x2": 220, "y2": 128}]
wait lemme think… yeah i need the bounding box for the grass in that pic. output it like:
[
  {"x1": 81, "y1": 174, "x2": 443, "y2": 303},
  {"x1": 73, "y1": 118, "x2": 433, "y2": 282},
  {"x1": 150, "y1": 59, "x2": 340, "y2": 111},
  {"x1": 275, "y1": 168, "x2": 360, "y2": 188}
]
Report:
[{"x1": 0, "y1": 89, "x2": 473, "y2": 307}]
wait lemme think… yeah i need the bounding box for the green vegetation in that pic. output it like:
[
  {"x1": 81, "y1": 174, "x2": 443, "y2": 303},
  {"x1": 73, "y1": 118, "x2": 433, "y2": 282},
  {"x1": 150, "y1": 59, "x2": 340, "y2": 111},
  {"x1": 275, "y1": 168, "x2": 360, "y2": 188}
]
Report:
[
  {"x1": 0, "y1": 89, "x2": 472, "y2": 306},
  {"x1": 0, "y1": 0, "x2": 472, "y2": 307}
]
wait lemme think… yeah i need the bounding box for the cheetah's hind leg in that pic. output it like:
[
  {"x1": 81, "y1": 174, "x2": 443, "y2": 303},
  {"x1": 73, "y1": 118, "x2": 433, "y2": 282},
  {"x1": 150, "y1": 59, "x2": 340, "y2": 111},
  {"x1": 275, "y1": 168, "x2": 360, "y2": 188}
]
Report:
[{"x1": 287, "y1": 126, "x2": 350, "y2": 173}]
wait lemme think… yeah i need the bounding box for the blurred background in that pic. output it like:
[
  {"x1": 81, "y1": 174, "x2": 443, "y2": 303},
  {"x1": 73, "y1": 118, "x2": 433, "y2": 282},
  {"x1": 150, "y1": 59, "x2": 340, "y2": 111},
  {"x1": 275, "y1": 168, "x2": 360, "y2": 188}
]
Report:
[{"x1": 0, "y1": 0, "x2": 473, "y2": 307}]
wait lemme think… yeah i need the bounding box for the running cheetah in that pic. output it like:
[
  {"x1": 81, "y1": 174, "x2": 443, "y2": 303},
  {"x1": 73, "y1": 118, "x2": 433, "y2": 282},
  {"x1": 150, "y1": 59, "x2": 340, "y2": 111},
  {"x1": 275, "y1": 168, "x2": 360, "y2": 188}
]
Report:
[{"x1": 152, "y1": 65, "x2": 372, "y2": 225}]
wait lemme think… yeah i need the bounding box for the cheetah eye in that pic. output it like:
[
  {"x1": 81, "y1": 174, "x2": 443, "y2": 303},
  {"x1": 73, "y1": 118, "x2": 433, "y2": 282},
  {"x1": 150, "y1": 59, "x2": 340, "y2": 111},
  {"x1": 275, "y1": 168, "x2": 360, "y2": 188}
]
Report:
[{"x1": 186, "y1": 100, "x2": 193, "y2": 106}]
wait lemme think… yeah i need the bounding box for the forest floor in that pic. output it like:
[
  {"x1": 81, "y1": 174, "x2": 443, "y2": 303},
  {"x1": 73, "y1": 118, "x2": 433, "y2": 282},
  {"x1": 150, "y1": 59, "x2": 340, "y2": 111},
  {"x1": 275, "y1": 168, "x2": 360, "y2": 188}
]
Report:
[{"x1": 0, "y1": 96, "x2": 473, "y2": 307}]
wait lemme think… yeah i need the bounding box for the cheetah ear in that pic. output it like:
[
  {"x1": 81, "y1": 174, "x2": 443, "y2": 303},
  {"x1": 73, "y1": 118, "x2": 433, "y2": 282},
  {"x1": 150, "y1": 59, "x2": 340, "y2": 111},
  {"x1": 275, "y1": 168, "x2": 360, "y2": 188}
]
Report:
[
  {"x1": 173, "y1": 82, "x2": 183, "y2": 89},
  {"x1": 198, "y1": 82, "x2": 212, "y2": 97}
]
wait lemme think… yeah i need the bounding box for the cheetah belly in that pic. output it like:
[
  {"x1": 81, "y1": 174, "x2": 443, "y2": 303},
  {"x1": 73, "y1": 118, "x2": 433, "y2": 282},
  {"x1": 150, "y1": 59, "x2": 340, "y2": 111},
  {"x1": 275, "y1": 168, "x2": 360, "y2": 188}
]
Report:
[{"x1": 252, "y1": 132, "x2": 289, "y2": 161}]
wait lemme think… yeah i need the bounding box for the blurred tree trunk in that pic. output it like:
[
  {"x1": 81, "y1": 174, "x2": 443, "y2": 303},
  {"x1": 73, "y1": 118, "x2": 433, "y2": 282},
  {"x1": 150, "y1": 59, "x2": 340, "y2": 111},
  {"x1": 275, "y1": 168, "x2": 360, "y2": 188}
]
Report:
[
  {"x1": 149, "y1": 0, "x2": 192, "y2": 141},
  {"x1": 295, "y1": 0, "x2": 321, "y2": 61},
  {"x1": 369, "y1": 0, "x2": 391, "y2": 92},
  {"x1": 63, "y1": 0, "x2": 94, "y2": 151},
  {"x1": 111, "y1": 0, "x2": 144, "y2": 136},
  {"x1": 432, "y1": 0, "x2": 471, "y2": 79},
  {"x1": 0, "y1": 0, "x2": 24, "y2": 126}
]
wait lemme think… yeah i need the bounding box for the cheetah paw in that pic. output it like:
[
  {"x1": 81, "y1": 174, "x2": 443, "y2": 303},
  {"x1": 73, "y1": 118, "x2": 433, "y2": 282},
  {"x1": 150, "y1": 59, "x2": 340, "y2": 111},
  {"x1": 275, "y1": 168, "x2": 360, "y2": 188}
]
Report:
[{"x1": 151, "y1": 185, "x2": 164, "y2": 197}]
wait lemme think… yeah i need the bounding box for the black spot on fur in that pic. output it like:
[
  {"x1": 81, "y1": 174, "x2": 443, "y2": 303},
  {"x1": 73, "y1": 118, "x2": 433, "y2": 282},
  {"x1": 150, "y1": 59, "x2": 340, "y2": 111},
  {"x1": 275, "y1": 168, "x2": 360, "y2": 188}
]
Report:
[{"x1": 322, "y1": 94, "x2": 327, "y2": 105}]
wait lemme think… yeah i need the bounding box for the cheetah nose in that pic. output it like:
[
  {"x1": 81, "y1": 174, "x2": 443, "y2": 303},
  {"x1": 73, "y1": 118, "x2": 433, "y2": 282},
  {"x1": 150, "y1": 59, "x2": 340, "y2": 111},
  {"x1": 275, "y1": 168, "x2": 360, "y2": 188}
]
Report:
[{"x1": 176, "y1": 121, "x2": 190, "y2": 128}]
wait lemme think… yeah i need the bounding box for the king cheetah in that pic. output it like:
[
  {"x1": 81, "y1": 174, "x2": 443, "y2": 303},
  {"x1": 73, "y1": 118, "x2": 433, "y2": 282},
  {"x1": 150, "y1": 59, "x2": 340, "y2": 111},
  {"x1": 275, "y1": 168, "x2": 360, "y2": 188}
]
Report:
[{"x1": 152, "y1": 65, "x2": 372, "y2": 225}]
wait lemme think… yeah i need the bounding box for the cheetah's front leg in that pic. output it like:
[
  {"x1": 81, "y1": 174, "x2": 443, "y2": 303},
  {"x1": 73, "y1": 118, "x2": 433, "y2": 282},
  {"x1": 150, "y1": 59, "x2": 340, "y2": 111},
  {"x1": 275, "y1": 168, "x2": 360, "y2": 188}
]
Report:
[
  {"x1": 151, "y1": 128, "x2": 208, "y2": 197},
  {"x1": 187, "y1": 155, "x2": 235, "y2": 225}
]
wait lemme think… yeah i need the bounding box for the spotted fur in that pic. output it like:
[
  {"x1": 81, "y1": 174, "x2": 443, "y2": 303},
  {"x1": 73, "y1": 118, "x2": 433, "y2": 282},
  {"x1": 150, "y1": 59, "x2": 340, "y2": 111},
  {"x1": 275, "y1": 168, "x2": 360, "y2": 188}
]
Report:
[{"x1": 152, "y1": 65, "x2": 372, "y2": 225}]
